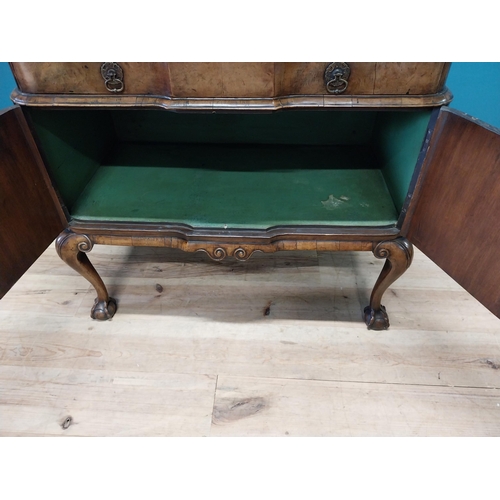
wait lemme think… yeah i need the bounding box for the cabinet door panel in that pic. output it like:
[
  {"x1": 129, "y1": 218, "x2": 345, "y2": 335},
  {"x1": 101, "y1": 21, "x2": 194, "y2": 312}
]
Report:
[
  {"x1": 0, "y1": 106, "x2": 66, "y2": 298},
  {"x1": 406, "y1": 107, "x2": 500, "y2": 318}
]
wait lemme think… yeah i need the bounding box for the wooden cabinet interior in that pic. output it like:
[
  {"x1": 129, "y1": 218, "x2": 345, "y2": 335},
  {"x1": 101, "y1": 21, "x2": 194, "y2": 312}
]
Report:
[{"x1": 27, "y1": 108, "x2": 431, "y2": 229}]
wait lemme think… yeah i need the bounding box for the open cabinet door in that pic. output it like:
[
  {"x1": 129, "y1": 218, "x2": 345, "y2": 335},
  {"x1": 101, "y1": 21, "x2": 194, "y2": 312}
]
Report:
[
  {"x1": 0, "y1": 106, "x2": 67, "y2": 298},
  {"x1": 404, "y1": 107, "x2": 500, "y2": 318}
]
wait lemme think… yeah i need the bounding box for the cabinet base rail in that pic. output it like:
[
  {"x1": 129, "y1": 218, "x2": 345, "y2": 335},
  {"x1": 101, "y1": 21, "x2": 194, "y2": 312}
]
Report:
[{"x1": 55, "y1": 229, "x2": 413, "y2": 330}]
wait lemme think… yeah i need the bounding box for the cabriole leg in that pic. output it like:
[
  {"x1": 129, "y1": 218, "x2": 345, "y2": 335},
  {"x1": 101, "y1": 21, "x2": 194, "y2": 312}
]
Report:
[
  {"x1": 364, "y1": 237, "x2": 413, "y2": 330},
  {"x1": 55, "y1": 229, "x2": 117, "y2": 320}
]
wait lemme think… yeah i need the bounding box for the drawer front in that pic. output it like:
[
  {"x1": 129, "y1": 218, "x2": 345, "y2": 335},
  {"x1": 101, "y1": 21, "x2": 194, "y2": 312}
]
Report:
[
  {"x1": 11, "y1": 62, "x2": 450, "y2": 98},
  {"x1": 11, "y1": 63, "x2": 170, "y2": 95},
  {"x1": 276, "y1": 62, "x2": 450, "y2": 96}
]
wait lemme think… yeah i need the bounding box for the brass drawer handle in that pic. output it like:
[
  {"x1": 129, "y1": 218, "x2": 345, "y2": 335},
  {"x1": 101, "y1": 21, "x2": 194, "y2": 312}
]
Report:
[
  {"x1": 101, "y1": 62, "x2": 124, "y2": 93},
  {"x1": 324, "y1": 62, "x2": 350, "y2": 94}
]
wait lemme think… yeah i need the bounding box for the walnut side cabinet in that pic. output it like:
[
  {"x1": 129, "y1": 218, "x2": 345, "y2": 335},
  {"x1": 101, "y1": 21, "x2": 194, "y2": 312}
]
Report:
[{"x1": 1, "y1": 62, "x2": 499, "y2": 329}]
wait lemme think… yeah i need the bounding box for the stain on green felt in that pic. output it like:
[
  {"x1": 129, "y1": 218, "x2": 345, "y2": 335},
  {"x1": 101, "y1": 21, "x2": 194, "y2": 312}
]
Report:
[{"x1": 71, "y1": 143, "x2": 398, "y2": 228}]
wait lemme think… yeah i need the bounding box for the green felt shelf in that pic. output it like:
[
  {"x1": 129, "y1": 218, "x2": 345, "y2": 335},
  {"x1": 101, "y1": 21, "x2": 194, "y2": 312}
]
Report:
[{"x1": 70, "y1": 143, "x2": 399, "y2": 229}]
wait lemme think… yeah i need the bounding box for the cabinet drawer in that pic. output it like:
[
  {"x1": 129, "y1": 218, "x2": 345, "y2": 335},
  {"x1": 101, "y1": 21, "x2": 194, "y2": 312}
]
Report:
[
  {"x1": 11, "y1": 62, "x2": 450, "y2": 98},
  {"x1": 11, "y1": 63, "x2": 169, "y2": 95}
]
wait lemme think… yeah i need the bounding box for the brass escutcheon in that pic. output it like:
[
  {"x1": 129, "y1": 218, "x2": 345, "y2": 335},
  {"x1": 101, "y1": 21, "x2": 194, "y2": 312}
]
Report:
[
  {"x1": 101, "y1": 62, "x2": 124, "y2": 93},
  {"x1": 324, "y1": 62, "x2": 350, "y2": 94}
]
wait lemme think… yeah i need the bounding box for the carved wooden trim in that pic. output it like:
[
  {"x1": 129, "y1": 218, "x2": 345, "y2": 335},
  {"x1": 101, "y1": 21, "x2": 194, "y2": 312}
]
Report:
[
  {"x1": 69, "y1": 220, "x2": 400, "y2": 242},
  {"x1": 85, "y1": 233, "x2": 375, "y2": 259},
  {"x1": 10, "y1": 88, "x2": 453, "y2": 110},
  {"x1": 55, "y1": 228, "x2": 412, "y2": 325},
  {"x1": 364, "y1": 237, "x2": 414, "y2": 330},
  {"x1": 55, "y1": 230, "x2": 94, "y2": 255},
  {"x1": 198, "y1": 246, "x2": 262, "y2": 262},
  {"x1": 55, "y1": 230, "x2": 116, "y2": 320},
  {"x1": 69, "y1": 220, "x2": 401, "y2": 261}
]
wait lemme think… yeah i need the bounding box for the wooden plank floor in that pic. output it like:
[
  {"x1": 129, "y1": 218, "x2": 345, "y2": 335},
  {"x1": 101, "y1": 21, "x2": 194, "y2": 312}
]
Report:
[{"x1": 1, "y1": 242, "x2": 499, "y2": 436}]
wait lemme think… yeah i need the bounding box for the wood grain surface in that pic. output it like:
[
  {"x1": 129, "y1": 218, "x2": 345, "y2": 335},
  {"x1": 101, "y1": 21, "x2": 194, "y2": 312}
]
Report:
[
  {"x1": 1, "y1": 243, "x2": 498, "y2": 436},
  {"x1": 11, "y1": 63, "x2": 170, "y2": 95},
  {"x1": 0, "y1": 107, "x2": 66, "y2": 298},
  {"x1": 11, "y1": 63, "x2": 450, "y2": 97},
  {"x1": 10, "y1": 88, "x2": 454, "y2": 110},
  {"x1": 406, "y1": 108, "x2": 500, "y2": 318}
]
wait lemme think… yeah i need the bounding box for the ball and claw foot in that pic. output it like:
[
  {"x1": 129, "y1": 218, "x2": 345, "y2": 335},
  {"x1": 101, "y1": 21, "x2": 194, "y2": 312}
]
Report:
[
  {"x1": 91, "y1": 297, "x2": 117, "y2": 321},
  {"x1": 364, "y1": 305, "x2": 390, "y2": 330}
]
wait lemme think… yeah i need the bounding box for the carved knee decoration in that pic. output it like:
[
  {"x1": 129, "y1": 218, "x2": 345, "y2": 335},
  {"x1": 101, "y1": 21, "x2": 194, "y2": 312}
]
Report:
[
  {"x1": 55, "y1": 230, "x2": 117, "y2": 320},
  {"x1": 364, "y1": 237, "x2": 413, "y2": 330}
]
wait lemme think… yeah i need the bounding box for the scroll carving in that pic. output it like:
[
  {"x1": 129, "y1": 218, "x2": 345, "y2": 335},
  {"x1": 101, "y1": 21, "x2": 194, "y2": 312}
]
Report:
[
  {"x1": 364, "y1": 237, "x2": 414, "y2": 330},
  {"x1": 234, "y1": 248, "x2": 248, "y2": 261},
  {"x1": 198, "y1": 246, "x2": 260, "y2": 262},
  {"x1": 55, "y1": 230, "x2": 116, "y2": 320}
]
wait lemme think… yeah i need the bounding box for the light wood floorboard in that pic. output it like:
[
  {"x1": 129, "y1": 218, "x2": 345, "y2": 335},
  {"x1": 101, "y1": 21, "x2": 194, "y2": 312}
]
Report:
[
  {"x1": 1, "y1": 242, "x2": 499, "y2": 436},
  {"x1": 211, "y1": 375, "x2": 500, "y2": 437}
]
